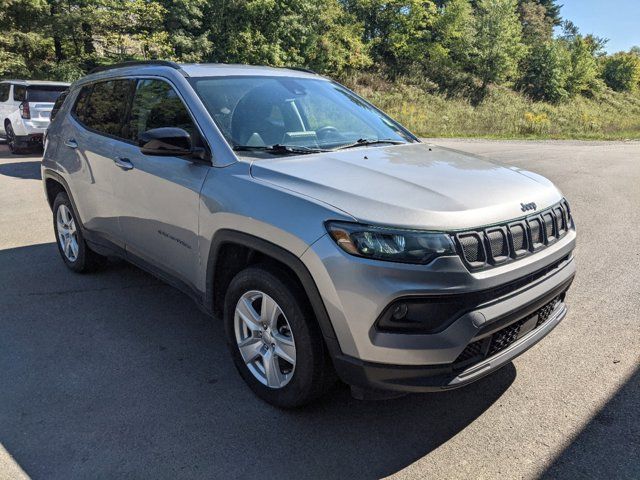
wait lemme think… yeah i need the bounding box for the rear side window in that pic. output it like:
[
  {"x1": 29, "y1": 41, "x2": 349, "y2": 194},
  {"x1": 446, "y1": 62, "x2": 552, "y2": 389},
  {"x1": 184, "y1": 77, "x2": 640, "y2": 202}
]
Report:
[
  {"x1": 13, "y1": 86, "x2": 26, "y2": 102},
  {"x1": 125, "y1": 79, "x2": 196, "y2": 141},
  {"x1": 73, "y1": 79, "x2": 134, "y2": 139},
  {"x1": 50, "y1": 90, "x2": 69, "y2": 121},
  {"x1": 73, "y1": 86, "x2": 92, "y2": 123},
  {"x1": 26, "y1": 86, "x2": 67, "y2": 103},
  {"x1": 0, "y1": 84, "x2": 9, "y2": 102}
]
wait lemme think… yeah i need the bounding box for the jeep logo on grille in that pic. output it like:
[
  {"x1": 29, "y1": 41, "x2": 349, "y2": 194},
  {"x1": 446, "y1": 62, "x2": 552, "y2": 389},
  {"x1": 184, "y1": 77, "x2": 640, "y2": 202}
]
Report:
[{"x1": 520, "y1": 202, "x2": 537, "y2": 212}]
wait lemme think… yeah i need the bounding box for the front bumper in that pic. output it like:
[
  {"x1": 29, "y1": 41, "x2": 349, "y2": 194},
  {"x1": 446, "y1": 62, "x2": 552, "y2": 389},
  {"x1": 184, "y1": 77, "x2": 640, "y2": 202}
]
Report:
[
  {"x1": 331, "y1": 277, "x2": 571, "y2": 392},
  {"x1": 302, "y1": 228, "x2": 576, "y2": 392}
]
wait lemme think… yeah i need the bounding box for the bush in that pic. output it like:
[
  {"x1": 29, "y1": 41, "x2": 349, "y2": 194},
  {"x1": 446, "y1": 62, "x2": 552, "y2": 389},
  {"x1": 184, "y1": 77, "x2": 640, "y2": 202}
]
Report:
[
  {"x1": 519, "y1": 41, "x2": 568, "y2": 102},
  {"x1": 601, "y1": 53, "x2": 640, "y2": 92},
  {"x1": 349, "y1": 73, "x2": 640, "y2": 139}
]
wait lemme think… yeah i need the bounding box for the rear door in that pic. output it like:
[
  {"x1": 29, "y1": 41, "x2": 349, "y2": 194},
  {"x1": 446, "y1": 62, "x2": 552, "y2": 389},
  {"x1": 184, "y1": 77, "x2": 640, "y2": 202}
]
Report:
[
  {"x1": 112, "y1": 77, "x2": 210, "y2": 286},
  {"x1": 64, "y1": 79, "x2": 135, "y2": 247}
]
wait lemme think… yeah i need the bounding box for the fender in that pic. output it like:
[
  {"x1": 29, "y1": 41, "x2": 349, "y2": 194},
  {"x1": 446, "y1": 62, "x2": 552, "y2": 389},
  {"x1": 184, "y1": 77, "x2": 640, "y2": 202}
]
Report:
[
  {"x1": 42, "y1": 169, "x2": 80, "y2": 215},
  {"x1": 206, "y1": 229, "x2": 341, "y2": 352}
]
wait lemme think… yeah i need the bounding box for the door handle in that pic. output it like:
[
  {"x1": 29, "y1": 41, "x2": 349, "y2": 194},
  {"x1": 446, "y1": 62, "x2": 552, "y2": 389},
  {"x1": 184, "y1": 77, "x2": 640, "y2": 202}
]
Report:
[
  {"x1": 113, "y1": 157, "x2": 134, "y2": 170},
  {"x1": 64, "y1": 139, "x2": 78, "y2": 149}
]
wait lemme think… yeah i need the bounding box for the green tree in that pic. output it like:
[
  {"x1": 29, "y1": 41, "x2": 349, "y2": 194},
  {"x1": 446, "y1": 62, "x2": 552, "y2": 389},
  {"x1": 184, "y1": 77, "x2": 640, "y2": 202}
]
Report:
[
  {"x1": 0, "y1": 0, "x2": 60, "y2": 78},
  {"x1": 518, "y1": 0, "x2": 561, "y2": 27},
  {"x1": 601, "y1": 52, "x2": 640, "y2": 92},
  {"x1": 563, "y1": 36, "x2": 601, "y2": 96},
  {"x1": 206, "y1": 0, "x2": 370, "y2": 77},
  {"x1": 518, "y1": 0, "x2": 553, "y2": 44},
  {"x1": 518, "y1": 40, "x2": 568, "y2": 102},
  {"x1": 473, "y1": 0, "x2": 525, "y2": 88},
  {"x1": 426, "y1": 0, "x2": 476, "y2": 90},
  {"x1": 344, "y1": 0, "x2": 438, "y2": 74},
  {"x1": 157, "y1": 0, "x2": 211, "y2": 62},
  {"x1": 305, "y1": 0, "x2": 372, "y2": 76}
]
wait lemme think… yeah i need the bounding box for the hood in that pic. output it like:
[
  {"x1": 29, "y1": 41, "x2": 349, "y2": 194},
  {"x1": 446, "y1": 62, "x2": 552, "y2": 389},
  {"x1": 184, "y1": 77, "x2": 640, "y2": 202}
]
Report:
[{"x1": 249, "y1": 143, "x2": 563, "y2": 230}]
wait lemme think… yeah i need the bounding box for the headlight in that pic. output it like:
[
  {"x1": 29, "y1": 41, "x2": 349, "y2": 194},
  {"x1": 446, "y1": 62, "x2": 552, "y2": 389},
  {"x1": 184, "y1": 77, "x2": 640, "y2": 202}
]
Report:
[{"x1": 325, "y1": 221, "x2": 456, "y2": 264}]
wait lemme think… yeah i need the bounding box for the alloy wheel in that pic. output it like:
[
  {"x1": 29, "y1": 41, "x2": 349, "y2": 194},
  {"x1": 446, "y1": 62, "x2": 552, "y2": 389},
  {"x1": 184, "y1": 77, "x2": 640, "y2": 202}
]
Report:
[
  {"x1": 56, "y1": 204, "x2": 79, "y2": 262},
  {"x1": 234, "y1": 290, "x2": 296, "y2": 389}
]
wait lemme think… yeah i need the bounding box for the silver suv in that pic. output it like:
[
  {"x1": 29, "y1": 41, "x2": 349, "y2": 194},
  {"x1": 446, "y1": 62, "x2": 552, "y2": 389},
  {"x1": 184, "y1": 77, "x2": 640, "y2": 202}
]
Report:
[{"x1": 42, "y1": 61, "x2": 576, "y2": 407}]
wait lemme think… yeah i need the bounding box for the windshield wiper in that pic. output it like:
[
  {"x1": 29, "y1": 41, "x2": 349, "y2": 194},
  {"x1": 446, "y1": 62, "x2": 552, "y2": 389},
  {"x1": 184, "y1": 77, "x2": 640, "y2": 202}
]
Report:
[
  {"x1": 233, "y1": 144, "x2": 328, "y2": 155},
  {"x1": 332, "y1": 138, "x2": 406, "y2": 151}
]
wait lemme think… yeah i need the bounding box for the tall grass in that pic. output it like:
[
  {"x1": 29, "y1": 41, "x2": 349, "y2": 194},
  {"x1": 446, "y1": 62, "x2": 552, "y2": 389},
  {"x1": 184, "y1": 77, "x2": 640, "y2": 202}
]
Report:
[{"x1": 349, "y1": 74, "x2": 640, "y2": 140}]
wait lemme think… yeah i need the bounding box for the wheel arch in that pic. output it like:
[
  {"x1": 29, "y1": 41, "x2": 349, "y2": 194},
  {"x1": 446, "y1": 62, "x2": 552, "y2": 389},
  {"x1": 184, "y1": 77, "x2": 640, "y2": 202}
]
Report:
[
  {"x1": 206, "y1": 230, "x2": 340, "y2": 348},
  {"x1": 45, "y1": 177, "x2": 67, "y2": 209},
  {"x1": 42, "y1": 170, "x2": 82, "y2": 221}
]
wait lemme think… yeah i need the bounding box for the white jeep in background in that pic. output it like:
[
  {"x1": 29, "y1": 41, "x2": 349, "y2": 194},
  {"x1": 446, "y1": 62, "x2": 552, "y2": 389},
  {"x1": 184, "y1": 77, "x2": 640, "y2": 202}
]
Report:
[{"x1": 0, "y1": 80, "x2": 69, "y2": 154}]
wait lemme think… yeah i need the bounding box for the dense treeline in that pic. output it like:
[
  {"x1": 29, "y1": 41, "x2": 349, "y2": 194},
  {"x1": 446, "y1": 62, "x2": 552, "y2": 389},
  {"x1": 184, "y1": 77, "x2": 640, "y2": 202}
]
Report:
[{"x1": 1, "y1": 0, "x2": 639, "y2": 103}]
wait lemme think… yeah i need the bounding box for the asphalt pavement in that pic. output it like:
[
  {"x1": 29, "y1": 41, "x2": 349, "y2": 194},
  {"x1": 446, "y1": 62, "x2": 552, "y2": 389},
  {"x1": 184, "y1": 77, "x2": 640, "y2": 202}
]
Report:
[{"x1": 0, "y1": 139, "x2": 638, "y2": 479}]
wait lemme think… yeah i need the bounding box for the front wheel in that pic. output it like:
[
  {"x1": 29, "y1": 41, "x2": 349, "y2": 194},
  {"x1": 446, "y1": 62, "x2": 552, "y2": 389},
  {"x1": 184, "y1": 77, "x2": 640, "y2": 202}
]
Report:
[{"x1": 224, "y1": 266, "x2": 336, "y2": 408}]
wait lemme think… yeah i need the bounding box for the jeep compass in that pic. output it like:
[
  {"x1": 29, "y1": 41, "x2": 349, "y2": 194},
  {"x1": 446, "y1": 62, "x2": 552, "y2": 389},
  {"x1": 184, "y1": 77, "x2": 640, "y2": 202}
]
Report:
[{"x1": 42, "y1": 61, "x2": 576, "y2": 407}]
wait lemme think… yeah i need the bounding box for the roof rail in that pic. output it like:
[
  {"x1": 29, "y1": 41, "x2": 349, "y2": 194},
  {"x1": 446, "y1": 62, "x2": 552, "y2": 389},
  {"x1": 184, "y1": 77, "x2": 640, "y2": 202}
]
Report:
[
  {"x1": 285, "y1": 66, "x2": 318, "y2": 75},
  {"x1": 89, "y1": 60, "x2": 181, "y2": 75}
]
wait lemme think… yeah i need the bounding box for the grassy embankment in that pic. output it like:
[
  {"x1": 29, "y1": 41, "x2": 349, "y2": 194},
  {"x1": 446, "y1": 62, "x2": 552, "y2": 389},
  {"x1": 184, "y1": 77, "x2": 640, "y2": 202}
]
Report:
[{"x1": 350, "y1": 74, "x2": 640, "y2": 140}]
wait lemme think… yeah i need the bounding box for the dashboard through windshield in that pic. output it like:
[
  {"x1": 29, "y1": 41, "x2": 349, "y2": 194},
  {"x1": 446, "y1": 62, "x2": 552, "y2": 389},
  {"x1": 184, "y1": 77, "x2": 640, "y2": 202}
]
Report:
[{"x1": 189, "y1": 75, "x2": 416, "y2": 154}]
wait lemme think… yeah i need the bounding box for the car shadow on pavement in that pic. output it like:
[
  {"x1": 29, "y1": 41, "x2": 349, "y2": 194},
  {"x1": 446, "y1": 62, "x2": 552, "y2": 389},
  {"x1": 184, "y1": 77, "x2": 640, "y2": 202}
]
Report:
[
  {"x1": 540, "y1": 365, "x2": 640, "y2": 479},
  {"x1": 0, "y1": 242, "x2": 515, "y2": 480},
  {"x1": 0, "y1": 161, "x2": 42, "y2": 180}
]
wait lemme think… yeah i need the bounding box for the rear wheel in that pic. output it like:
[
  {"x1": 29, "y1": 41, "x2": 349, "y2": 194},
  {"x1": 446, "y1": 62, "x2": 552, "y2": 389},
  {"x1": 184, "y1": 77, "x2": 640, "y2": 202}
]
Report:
[
  {"x1": 53, "y1": 192, "x2": 107, "y2": 272},
  {"x1": 5, "y1": 122, "x2": 29, "y2": 155},
  {"x1": 224, "y1": 265, "x2": 336, "y2": 408}
]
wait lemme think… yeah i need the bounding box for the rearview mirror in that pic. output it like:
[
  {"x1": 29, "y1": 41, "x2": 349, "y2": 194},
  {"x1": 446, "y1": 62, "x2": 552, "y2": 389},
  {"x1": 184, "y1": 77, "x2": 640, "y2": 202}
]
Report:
[{"x1": 139, "y1": 127, "x2": 193, "y2": 156}]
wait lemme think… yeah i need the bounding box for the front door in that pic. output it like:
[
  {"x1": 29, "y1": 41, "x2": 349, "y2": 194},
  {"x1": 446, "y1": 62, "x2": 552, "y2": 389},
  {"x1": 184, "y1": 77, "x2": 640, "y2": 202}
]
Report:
[{"x1": 113, "y1": 78, "x2": 210, "y2": 287}]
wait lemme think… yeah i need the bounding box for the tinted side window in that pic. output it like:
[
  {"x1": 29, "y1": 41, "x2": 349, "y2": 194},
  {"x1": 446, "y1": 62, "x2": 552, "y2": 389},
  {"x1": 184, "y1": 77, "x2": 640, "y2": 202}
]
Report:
[
  {"x1": 73, "y1": 86, "x2": 92, "y2": 123},
  {"x1": 51, "y1": 90, "x2": 69, "y2": 121},
  {"x1": 126, "y1": 79, "x2": 196, "y2": 141},
  {"x1": 13, "y1": 86, "x2": 26, "y2": 102},
  {"x1": 76, "y1": 80, "x2": 134, "y2": 138},
  {"x1": 0, "y1": 84, "x2": 9, "y2": 102}
]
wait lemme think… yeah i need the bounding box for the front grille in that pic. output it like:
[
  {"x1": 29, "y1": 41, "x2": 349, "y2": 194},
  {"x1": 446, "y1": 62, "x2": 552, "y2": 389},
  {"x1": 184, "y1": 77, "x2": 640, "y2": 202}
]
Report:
[
  {"x1": 455, "y1": 339, "x2": 484, "y2": 363},
  {"x1": 510, "y1": 222, "x2": 527, "y2": 255},
  {"x1": 486, "y1": 228, "x2": 509, "y2": 263},
  {"x1": 529, "y1": 216, "x2": 544, "y2": 248},
  {"x1": 453, "y1": 200, "x2": 573, "y2": 271},
  {"x1": 536, "y1": 297, "x2": 560, "y2": 327},
  {"x1": 487, "y1": 321, "x2": 521, "y2": 356},
  {"x1": 458, "y1": 232, "x2": 485, "y2": 265},
  {"x1": 453, "y1": 294, "x2": 563, "y2": 371}
]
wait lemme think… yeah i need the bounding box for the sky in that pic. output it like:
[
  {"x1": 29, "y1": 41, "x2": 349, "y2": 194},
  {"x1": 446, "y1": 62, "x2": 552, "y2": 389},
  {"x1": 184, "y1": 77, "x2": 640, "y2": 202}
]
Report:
[{"x1": 559, "y1": 0, "x2": 640, "y2": 53}]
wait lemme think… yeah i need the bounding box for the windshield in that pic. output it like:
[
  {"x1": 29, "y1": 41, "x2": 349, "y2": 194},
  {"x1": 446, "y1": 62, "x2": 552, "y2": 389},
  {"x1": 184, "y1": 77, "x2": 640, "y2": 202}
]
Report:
[
  {"x1": 189, "y1": 76, "x2": 416, "y2": 153},
  {"x1": 27, "y1": 86, "x2": 67, "y2": 103}
]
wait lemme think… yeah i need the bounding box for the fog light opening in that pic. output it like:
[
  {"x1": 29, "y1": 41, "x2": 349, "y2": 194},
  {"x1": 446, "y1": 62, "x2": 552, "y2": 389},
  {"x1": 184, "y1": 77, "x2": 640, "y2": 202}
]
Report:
[{"x1": 391, "y1": 303, "x2": 408, "y2": 321}]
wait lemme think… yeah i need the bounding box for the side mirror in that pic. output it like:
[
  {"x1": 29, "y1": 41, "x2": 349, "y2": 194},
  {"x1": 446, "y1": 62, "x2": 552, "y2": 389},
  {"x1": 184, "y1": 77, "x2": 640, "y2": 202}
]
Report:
[{"x1": 139, "y1": 127, "x2": 193, "y2": 156}]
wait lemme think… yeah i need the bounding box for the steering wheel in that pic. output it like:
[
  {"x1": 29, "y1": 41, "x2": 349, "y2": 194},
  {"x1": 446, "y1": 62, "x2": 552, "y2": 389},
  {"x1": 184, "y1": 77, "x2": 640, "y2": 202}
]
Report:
[{"x1": 316, "y1": 125, "x2": 340, "y2": 141}]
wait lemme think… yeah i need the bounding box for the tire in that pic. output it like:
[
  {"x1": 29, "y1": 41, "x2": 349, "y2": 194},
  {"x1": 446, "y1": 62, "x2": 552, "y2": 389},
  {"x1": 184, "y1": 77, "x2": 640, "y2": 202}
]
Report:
[
  {"x1": 224, "y1": 265, "x2": 336, "y2": 408},
  {"x1": 5, "y1": 122, "x2": 29, "y2": 155},
  {"x1": 52, "y1": 192, "x2": 107, "y2": 273}
]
